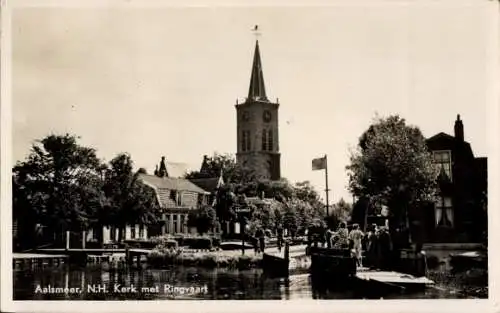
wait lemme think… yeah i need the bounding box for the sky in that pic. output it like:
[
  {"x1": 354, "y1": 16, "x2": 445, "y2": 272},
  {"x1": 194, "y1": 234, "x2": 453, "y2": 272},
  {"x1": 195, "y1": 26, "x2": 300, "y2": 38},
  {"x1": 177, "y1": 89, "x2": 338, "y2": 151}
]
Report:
[{"x1": 11, "y1": 1, "x2": 497, "y2": 204}]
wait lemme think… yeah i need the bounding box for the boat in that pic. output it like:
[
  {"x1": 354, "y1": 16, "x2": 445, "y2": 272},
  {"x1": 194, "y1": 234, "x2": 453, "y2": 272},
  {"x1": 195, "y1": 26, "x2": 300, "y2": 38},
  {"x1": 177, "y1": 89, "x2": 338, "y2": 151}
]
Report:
[
  {"x1": 354, "y1": 269, "x2": 434, "y2": 295},
  {"x1": 309, "y1": 246, "x2": 357, "y2": 279},
  {"x1": 263, "y1": 252, "x2": 290, "y2": 277}
]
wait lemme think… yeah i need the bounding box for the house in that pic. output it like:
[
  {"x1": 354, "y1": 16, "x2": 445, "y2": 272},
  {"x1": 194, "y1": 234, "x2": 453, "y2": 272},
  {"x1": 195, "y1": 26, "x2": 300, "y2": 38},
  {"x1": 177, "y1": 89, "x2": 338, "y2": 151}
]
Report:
[
  {"x1": 421, "y1": 115, "x2": 487, "y2": 244},
  {"x1": 140, "y1": 156, "x2": 212, "y2": 237},
  {"x1": 86, "y1": 156, "x2": 212, "y2": 245}
]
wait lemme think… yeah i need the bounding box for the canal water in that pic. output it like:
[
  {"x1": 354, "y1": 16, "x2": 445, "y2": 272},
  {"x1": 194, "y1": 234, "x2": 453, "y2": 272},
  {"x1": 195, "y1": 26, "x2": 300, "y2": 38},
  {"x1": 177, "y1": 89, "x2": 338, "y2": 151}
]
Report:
[{"x1": 13, "y1": 265, "x2": 478, "y2": 300}]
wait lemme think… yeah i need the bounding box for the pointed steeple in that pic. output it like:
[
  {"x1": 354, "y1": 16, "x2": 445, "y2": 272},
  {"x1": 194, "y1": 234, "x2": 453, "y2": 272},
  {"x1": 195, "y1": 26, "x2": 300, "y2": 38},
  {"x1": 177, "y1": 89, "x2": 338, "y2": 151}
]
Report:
[{"x1": 247, "y1": 40, "x2": 268, "y2": 102}]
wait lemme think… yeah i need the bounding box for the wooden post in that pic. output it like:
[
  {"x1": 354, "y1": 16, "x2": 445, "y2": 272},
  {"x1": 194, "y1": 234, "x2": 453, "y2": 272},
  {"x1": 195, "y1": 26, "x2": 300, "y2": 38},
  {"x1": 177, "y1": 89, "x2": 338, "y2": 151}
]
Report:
[
  {"x1": 126, "y1": 247, "x2": 131, "y2": 267},
  {"x1": 82, "y1": 231, "x2": 86, "y2": 249},
  {"x1": 324, "y1": 154, "x2": 330, "y2": 216},
  {"x1": 66, "y1": 231, "x2": 70, "y2": 250}
]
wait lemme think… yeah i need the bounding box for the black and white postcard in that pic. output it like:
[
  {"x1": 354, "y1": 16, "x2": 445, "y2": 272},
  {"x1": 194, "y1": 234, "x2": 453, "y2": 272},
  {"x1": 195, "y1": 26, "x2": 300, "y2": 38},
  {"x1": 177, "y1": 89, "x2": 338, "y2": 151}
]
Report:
[{"x1": 1, "y1": 0, "x2": 498, "y2": 312}]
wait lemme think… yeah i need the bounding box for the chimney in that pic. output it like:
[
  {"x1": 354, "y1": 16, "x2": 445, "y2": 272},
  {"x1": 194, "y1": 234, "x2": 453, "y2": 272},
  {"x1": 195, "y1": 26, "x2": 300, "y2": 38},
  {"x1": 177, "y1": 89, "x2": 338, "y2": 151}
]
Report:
[
  {"x1": 158, "y1": 156, "x2": 168, "y2": 177},
  {"x1": 454, "y1": 114, "x2": 464, "y2": 142}
]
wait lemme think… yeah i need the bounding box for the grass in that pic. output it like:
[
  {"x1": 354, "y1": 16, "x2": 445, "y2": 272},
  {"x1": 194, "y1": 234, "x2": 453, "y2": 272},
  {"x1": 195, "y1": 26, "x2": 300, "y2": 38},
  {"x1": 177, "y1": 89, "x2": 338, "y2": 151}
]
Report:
[{"x1": 147, "y1": 248, "x2": 262, "y2": 270}]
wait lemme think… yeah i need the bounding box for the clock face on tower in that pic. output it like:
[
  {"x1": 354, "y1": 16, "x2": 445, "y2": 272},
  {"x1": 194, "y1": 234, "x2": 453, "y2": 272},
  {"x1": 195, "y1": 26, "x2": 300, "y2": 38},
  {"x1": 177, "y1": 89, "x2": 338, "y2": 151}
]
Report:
[{"x1": 263, "y1": 110, "x2": 271, "y2": 123}]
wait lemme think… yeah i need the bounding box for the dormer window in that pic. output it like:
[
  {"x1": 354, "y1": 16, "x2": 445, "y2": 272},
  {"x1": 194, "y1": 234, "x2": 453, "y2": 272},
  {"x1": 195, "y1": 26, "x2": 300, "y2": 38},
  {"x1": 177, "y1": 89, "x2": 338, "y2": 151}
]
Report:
[
  {"x1": 433, "y1": 150, "x2": 452, "y2": 181},
  {"x1": 170, "y1": 190, "x2": 182, "y2": 206}
]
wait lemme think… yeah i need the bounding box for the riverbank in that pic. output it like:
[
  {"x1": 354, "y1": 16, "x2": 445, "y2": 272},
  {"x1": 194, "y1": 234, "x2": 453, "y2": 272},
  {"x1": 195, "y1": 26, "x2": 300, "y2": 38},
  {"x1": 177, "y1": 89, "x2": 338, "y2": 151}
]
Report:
[
  {"x1": 427, "y1": 268, "x2": 488, "y2": 298},
  {"x1": 147, "y1": 245, "x2": 307, "y2": 270}
]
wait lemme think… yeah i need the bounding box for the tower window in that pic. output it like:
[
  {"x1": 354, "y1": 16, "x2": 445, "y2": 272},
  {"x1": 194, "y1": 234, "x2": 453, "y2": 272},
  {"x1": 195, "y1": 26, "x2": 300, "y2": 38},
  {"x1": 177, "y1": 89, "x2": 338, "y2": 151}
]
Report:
[
  {"x1": 242, "y1": 130, "x2": 251, "y2": 152},
  {"x1": 262, "y1": 130, "x2": 267, "y2": 151},
  {"x1": 268, "y1": 130, "x2": 273, "y2": 151},
  {"x1": 261, "y1": 129, "x2": 273, "y2": 151}
]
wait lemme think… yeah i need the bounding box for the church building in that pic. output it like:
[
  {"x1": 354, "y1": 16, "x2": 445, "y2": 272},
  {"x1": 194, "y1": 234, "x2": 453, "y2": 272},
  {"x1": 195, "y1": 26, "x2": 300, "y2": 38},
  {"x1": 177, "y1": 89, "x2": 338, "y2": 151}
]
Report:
[{"x1": 235, "y1": 40, "x2": 281, "y2": 180}]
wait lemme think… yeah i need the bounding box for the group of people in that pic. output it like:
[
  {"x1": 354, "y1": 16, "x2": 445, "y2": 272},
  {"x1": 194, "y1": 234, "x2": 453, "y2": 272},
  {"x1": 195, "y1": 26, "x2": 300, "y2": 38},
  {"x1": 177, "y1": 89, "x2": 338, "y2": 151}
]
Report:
[{"x1": 309, "y1": 222, "x2": 394, "y2": 269}]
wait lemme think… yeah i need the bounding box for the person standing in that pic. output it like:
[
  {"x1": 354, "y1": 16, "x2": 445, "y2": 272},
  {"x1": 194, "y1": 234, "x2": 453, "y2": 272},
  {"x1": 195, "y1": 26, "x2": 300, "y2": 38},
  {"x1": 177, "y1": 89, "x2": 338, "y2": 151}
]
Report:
[
  {"x1": 325, "y1": 227, "x2": 334, "y2": 249},
  {"x1": 377, "y1": 226, "x2": 393, "y2": 270},
  {"x1": 277, "y1": 224, "x2": 284, "y2": 252},
  {"x1": 349, "y1": 224, "x2": 365, "y2": 267},
  {"x1": 333, "y1": 222, "x2": 349, "y2": 249},
  {"x1": 366, "y1": 224, "x2": 379, "y2": 268},
  {"x1": 257, "y1": 227, "x2": 266, "y2": 253}
]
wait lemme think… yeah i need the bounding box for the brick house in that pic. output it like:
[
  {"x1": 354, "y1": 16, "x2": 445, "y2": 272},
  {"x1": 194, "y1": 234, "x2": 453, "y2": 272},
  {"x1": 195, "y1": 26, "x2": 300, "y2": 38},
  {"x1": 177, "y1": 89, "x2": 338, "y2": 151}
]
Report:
[{"x1": 420, "y1": 115, "x2": 487, "y2": 243}]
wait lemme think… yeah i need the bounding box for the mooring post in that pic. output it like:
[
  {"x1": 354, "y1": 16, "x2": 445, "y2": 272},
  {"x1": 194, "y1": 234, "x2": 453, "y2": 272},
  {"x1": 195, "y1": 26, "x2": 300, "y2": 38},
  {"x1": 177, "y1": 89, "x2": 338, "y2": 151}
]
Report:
[{"x1": 125, "y1": 247, "x2": 131, "y2": 267}]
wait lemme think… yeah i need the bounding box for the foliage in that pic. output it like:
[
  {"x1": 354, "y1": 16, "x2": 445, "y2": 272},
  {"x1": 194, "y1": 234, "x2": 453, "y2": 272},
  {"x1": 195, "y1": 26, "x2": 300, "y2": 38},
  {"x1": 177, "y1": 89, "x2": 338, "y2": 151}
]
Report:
[
  {"x1": 102, "y1": 153, "x2": 160, "y2": 240},
  {"x1": 185, "y1": 152, "x2": 256, "y2": 184},
  {"x1": 187, "y1": 205, "x2": 217, "y2": 235},
  {"x1": 185, "y1": 153, "x2": 326, "y2": 237},
  {"x1": 326, "y1": 198, "x2": 353, "y2": 228},
  {"x1": 12, "y1": 134, "x2": 105, "y2": 237},
  {"x1": 346, "y1": 115, "x2": 438, "y2": 227},
  {"x1": 147, "y1": 249, "x2": 261, "y2": 270},
  {"x1": 13, "y1": 134, "x2": 163, "y2": 250}
]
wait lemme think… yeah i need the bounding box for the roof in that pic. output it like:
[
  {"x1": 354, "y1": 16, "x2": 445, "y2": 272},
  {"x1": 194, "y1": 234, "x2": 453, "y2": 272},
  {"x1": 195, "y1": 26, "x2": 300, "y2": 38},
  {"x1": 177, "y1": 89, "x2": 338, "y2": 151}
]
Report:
[
  {"x1": 426, "y1": 132, "x2": 474, "y2": 159},
  {"x1": 139, "y1": 174, "x2": 209, "y2": 194},
  {"x1": 164, "y1": 161, "x2": 193, "y2": 178},
  {"x1": 246, "y1": 40, "x2": 268, "y2": 102},
  {"x1": 189, "y1": 177, "x2": 223, "y2": 193},
  {"x1": 426, "y1": 132, "x2": 455, "y2": 142}
]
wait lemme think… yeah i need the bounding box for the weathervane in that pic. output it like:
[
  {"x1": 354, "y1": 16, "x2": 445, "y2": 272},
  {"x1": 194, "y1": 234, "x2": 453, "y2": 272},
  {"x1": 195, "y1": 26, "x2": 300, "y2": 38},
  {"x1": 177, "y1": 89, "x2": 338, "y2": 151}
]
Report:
[{"x1": 252, "y1": 25, "x2": 261, "y2": 39}]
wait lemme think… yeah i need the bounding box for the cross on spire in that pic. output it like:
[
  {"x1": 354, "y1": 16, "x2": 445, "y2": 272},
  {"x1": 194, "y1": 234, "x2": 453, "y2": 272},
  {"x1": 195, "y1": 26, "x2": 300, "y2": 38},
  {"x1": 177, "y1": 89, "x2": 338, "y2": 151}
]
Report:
[{"x1": 252, "y1": 24, "x2": 262, "y2": 39}]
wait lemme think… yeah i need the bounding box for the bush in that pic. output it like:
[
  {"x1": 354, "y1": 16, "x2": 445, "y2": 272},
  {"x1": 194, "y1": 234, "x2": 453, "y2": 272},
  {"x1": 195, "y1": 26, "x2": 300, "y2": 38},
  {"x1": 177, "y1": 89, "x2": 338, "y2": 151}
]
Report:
[{"x1": 146, "y1": 249, "x2": 261, "y2": 270}]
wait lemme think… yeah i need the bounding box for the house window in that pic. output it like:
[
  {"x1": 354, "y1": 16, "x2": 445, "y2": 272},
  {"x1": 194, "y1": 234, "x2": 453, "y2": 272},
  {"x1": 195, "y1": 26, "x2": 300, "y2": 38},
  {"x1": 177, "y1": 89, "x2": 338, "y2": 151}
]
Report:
[
  {"x1": 110, "y1": 227, "x2": 116, "y2": 242},
  {"x1": 433, "y1": 150, "x2": 452, "y2": 181},
  {"x1": 173, "y1": 215, "x2": 178, "y2": 233},
  {"x1": 177, "y1": 192, "x2": 182, "y2": 206},
  {"x1": 139, "y1": 225, "x2": 144, "y2": 238},
  {"x1": 130, "y1": 225, "x2": 136, "y2": 239},
  {"x1": 170, "y1": 190, "x2": 176, "y2": 201},
  {"x1": 435, "y1": 196, "x2": 453, "y2": 227}
]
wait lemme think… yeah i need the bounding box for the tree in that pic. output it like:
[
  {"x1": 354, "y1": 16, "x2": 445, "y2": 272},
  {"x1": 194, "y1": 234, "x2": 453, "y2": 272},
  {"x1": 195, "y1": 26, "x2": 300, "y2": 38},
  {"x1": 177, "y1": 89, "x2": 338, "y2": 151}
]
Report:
[
  {"x1": 12, "y1": 134, "x2": 105, "y2": 249},
  {"x1": 346, "y1": 115, "x2": 438, "y2": 237},
  {"x1": 325, "y1": 198, "x2": 353, "y2": 229},
  {"x1": 294, "y1": 181, "x2": 323, "y2": 208},
  {"x1": 185, "y1": 152, "x2": 256, "y2": 184},
  {"x1": 187, "y1": 205, "x2": 217, "y2": 235},
  {"x1": 332, "y1": 198, "x2": 353, "y2": 222},
  {"x1": 103, "y1": 153, "x2": 160, "y2": 241}
]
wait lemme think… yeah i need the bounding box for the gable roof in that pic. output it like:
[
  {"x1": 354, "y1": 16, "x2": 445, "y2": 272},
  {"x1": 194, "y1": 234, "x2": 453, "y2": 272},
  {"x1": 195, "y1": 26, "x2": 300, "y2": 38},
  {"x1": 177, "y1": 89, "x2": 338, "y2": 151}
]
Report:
[
  {"x1": 139, "y1": 174, "x2": 209, "y2": 194},
  {"x1": 426, "y1": 132, "x2": 455, "y2": 142},
  {"x1": 164, "y1": 162, "x2": 194, "y2": 178},
  {"x1": 189, "y1": 177, "x2": 223, "y2": 193}
]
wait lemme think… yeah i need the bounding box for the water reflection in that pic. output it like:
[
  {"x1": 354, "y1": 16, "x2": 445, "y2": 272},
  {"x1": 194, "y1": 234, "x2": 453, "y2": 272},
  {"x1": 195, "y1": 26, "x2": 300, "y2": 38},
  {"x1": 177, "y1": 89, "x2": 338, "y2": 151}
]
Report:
[{"x1": 14, "y1": 265, "x2": 464, "y2": 300}]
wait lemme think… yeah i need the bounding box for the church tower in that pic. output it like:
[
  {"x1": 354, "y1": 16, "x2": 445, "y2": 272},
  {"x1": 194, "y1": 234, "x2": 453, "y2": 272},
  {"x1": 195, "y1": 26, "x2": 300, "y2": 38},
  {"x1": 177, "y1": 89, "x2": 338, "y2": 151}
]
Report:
[{"x1": 235, "y1": 40, "x2": 281, "y2": 180}]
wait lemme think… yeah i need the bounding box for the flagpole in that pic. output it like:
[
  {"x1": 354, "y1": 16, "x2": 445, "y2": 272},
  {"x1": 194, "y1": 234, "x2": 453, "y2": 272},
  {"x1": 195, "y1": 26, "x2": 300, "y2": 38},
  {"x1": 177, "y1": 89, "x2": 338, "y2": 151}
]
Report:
[{"x1": 325, "y1": 154, "x2": 330, "y2": 216}]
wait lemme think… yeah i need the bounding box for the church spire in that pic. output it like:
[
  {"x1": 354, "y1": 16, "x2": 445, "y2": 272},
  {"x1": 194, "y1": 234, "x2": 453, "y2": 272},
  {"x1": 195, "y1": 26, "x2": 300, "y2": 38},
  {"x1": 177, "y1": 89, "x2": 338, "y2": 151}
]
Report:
[{"x1": 247, "y1": 40, "x2": 268, "y2": 102}]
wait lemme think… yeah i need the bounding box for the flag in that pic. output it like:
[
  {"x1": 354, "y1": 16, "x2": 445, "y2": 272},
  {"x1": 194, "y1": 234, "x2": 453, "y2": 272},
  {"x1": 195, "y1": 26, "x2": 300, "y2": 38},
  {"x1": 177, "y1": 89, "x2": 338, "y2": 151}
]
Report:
[{"x1": 312, "y1": 156, "x2": 327, "y2": 170}]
